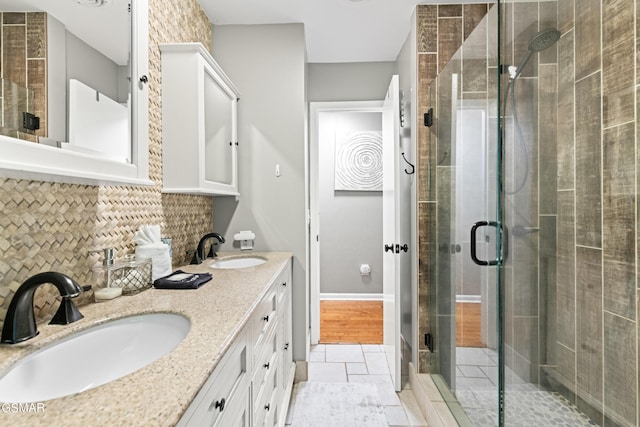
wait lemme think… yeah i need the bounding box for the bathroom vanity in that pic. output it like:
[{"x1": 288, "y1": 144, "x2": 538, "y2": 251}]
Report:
[
  {"x1": 177, "y1": 256, "x2": 294, "y2": 427},
  {"x1": 0, "y1": 252, "x2": 294, "y2": 427}
]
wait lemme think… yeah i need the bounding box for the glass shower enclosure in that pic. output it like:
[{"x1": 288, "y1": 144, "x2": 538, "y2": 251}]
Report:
[{"x1": 425, "y1": 1, "x2": 637, "y2": 426}]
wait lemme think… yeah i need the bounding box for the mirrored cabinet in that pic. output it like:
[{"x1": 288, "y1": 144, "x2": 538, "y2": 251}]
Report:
[
  {"x1": 160, "y1": 43, "x2": 240, "y2": 196},
  {"x1": 0, "y1": 0, "x2": 151, "y2": 186}
]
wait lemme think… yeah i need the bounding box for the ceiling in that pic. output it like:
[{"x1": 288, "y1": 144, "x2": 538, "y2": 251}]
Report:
[
  {"x1": 0, "y1": 0, "x2": 482, "y2": 66},
  {"x1": 198, "y1": 0, "x2": 474, "y2": 63}
]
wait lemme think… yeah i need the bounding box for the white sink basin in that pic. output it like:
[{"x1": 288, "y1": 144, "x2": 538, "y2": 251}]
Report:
[
  {"x1": 0, "y1": 312, "x2": 190, "y2": 403},
  {"x1": 210, "y1": 256, "x2": 267, "y2": 269}
]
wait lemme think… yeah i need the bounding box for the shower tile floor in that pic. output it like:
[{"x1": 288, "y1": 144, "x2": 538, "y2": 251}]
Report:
[{"x1": 455, "y1": 347, "x2": 598, "y2": 426}]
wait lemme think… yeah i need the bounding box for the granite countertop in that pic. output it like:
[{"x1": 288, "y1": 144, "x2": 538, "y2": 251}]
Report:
[{"x1": 0, "y1": 251, "x2": 293, "y2": 427}]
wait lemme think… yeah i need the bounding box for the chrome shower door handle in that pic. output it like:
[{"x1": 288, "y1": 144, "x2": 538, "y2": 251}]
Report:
[{"x1": 470, "y1": 221, "x2": 507, "y2": 266}]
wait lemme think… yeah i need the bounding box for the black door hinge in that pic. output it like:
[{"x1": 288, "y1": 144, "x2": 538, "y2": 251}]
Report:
[
  {"x1": 424, "y1": 108, "x2": 433, "y2": 127},
  {"x1": 23, "y1": 112, "x2": 40, "y2": 131},
  {"x1": 425, "y1": 333, "x2": 434, "y2": 352}
]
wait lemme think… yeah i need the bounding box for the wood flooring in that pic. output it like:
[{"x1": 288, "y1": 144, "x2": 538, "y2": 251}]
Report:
[
  {"x1": 319, "y1": 300, "x2": 383, "y2": 344},
  {"x1": 456, "y1": 302, "x2": 483, "y2": 347},
  {"x1": 319, "y1": 300, "x2": 483, "y2": 347}
]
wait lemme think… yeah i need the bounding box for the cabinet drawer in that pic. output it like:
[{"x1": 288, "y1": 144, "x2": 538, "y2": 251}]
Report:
[
  {"x1": 178, "y1": 337, "x2": 248, "y2": 427},
  {"x1": 276, "y1": 271, "x2": 290, "y2": 306},
  {"x1": 252, "y1": 328, "x2": 278, "y2": 403},
  {"x1": 253, "y1": 354, "x2": 278, "y2": 427},
  {"x1": 252, "y1": 291, "x2": 277, "y2": 365},
  {"x1": 262, "y1": 390, "x2": 279, "y2": 427},
  {"x1": 214, "y1": 387, "x2": 249, "y2": 427}
]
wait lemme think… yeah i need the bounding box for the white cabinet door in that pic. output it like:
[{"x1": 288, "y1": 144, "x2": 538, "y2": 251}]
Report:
[
  {"x1": 161, "y1": 43, "x2": 240, "y2": 196},
  {"x1": 177, "y1": 330, "x2": 248, "y2": 427}
]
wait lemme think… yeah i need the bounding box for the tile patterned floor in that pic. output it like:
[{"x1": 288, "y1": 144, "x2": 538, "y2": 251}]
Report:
[
  {"x1": 455, "y1": 347, "x2": 598, "y2": 426},
  {"x1": 285, "y1": 344, "x2": 429, "y2": 427}
]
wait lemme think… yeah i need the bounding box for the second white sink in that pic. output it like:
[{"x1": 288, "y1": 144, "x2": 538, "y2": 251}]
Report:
[
  {"x1": 210, "y1": 256, "x2": 267, "y2": 269},
  {"x1": 0, "y1": 312, "x2": 190, "y2": 403}
]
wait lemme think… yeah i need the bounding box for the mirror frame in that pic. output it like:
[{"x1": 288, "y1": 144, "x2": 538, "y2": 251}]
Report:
[{"x1": 0, "y1": 0, "x2": 152, "y2": 186}]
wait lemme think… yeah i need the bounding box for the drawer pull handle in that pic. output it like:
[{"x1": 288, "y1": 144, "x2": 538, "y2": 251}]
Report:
[
  {"x1": 284, "y1": 342, "x2": 289, "y2": 350},
  {"x1": 265, "y1": 404, "x2": 271, "y2": 411},
  {"x1": 263, "y1": 315, "x2": 269, "y2": 322},
  {"x1": 264, "y1": 362, "x2": 270, "y2": 369},
  {"x1": 213, "y1": 398, "x2": 226, "y2": 412},
  {"x1": 282, "y1": 282, "x2": 286, "y2": 287}
]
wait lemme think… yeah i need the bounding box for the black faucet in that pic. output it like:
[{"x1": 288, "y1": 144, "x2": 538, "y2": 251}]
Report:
[
  {"x1": 190, "y1": 232, "x2": 226, "y2": 264},
  {"x1": 1, "y1": 272, "x2": 84, "y2": 344}
]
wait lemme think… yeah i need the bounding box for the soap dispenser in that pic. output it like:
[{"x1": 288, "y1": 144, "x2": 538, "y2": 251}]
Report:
[{"x1": 92, "y1": 248, "x2": 123, "y2": 302}]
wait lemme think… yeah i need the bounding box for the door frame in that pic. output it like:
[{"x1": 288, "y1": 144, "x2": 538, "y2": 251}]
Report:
[{"x1": 308, "y1": 101, "x2": 384, "y2": 345}]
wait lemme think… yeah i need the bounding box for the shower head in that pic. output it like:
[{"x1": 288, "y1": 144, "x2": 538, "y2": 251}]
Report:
[
  {"x1": 509, "y1": 28, "x2": 561, "y2": 79},
  {"x1": 528, "y1": 28, "x2": 561, "y2": 52}
]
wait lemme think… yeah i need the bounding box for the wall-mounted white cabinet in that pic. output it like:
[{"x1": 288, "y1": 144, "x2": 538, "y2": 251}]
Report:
[{"x1": 160, "y1": 43, "x2": 240, "y2": 196}]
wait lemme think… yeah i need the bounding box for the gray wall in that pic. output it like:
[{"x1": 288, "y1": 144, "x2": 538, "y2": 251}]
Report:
[
  {"x1": 66, "y1": 32, "x2": 127, "y2": 103},
  {"x1": 47, "y1": 15, "x2": 66, "y2": 142},
  {"x1": 318, "y1": 111, "x2": 383, "y2": 295},
  {"x1": 308, "y1": 62, "x2": 396, "y2": 102},
  {"x1": 211, "y1": 24, "x2": 308, "y2": 362},
  {"x1": 48, "y1": 20, "x2": 129, "y2": 142}
]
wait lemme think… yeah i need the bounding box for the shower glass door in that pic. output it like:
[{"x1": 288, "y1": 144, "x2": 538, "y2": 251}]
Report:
[
  {"x1": 426, "y1": 4, "x2": 502, "y2": 424},
  {"x1": 428, "y1": 0, "x2": 636, "y2": 425}
]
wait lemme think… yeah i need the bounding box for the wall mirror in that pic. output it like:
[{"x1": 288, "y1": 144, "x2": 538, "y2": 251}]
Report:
[{"x1": 0, "y1": 0, "x2": 151, "y2": 186}]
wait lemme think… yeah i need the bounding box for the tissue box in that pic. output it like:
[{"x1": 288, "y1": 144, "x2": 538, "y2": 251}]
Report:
[{"x1": 107, "y1": 255, "x2": 152, "y2": 295}]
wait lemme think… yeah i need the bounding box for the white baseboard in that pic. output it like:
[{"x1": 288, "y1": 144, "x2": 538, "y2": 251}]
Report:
[
  {"x1": 320, "y1": 293, "x2": 383, "y2": 301},
  {"x1": 456, "y1": 294, "x2": 481, "y2": 303}
]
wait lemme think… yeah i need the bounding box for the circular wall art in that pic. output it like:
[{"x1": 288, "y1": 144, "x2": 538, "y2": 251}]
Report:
[{"x1": 334, "y1": 131, "x2": 383, "y2": 191}]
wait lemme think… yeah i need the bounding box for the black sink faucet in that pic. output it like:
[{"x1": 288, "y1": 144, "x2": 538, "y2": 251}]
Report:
[
  {"x1": 190, "y1": 232, "x2": 226, "y2": 264},
  {"x1": 1, "y1": 272, "x2": 84, "y2": 344}
]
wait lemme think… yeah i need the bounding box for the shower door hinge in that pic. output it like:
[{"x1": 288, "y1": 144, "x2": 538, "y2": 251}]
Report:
[
  {"x1": 399, "y1": 90, "x2": 406, "y2": 128},
  {"x1": 425, "y1": 333, "x2": 434, "y2": 352},
  {"x1": 423, "y1": 108, "x2": 433, "y2": 127}
]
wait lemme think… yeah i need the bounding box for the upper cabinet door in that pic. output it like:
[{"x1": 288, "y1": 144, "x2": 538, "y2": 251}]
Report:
[{"x1": 160, "y1": 43, "x2": 240, "y2": 196}]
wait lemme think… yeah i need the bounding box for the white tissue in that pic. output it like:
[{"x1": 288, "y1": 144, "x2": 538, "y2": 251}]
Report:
[
  {"x1": 134, "y1": 224, "x2": 161, "y2": 246},
  {"x1": 234, "y1": 230, "x2": 255, "y2": 251},
  {"x1": 233, "y1": 230, "x2": 256, "y2": 241},
  {"x1": 134, "y1": 225, "x2": 171, "y2": 280}
]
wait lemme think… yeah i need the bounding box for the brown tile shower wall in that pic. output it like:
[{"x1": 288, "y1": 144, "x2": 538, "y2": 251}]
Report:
[
  {"x1": 0, "y1": 0, "x2": 215, "y2": 329},
  {"x1": 545, "y1": 0, "x2": 638, "y2": 424},
  {"x1": 415, "y1": 3, "x2": 491, "y2": 373},
  {"x1": 0, "y1": 12, "x2": 46, "y2": 141}
]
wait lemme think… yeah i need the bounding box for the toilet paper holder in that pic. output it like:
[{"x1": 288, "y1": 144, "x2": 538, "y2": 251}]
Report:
[{"x1": 234, "y1": 230, "x2": 255, "y2": 250}]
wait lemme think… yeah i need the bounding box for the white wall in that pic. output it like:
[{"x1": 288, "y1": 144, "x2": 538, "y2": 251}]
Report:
[
  {"x1": 318, "y1": 111, "x2": 383, "y2": 295},
  {"x1": 308, "y1": 62, "x2": 396, "y2": 102},
  {"x1": 49, "y1": 22, "x2": 129, "y2": 143},
  {"x1": 211, "y1": 24, "x2": 308, "y2": 362}
]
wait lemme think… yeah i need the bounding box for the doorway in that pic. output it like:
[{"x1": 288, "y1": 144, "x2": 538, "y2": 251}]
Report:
[{"x1": 309, "y1": 101, "x2": 385, "y2": 346}]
